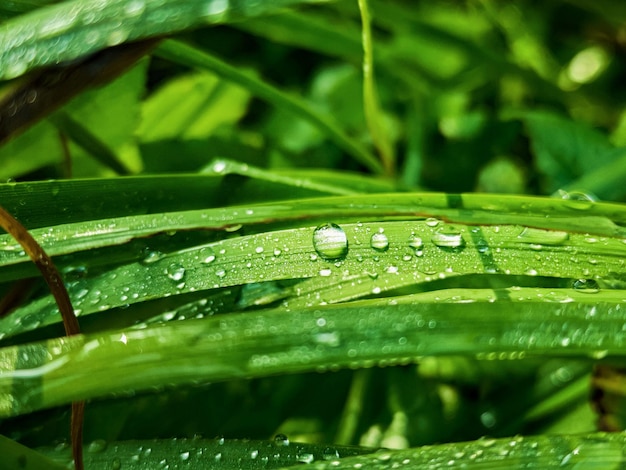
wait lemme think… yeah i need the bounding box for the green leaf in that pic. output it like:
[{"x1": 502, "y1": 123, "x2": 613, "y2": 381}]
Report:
[
  {"x1": 0, "y1": 0, "x2": 321, "y2": 81},
  {"x1": 139, "y1": 71, "x2": 250, "y2": 142}
]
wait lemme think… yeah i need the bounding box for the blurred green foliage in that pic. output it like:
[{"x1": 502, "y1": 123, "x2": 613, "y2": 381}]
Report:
[{"x1": 1, "y1": 0, "x2": 626, "y2": 468}]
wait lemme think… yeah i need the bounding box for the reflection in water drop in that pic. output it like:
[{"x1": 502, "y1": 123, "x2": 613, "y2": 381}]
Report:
[
  {"x1": 370, "y1": 231, "x2": 389, "y2": 251},
  {"x1": 431, "y1": 225, "x2": 465, "y2": 249},
  {"x1": 166, "y1": 263, "x2": 186, "y2": 281},
  {"x1": 199, "y1": 247, "x2": 216, "y2": 264},
  {"x1": 274, "y1": 434, "x2": 290, "y2": 446},
  {"x1": 313, "y1": 223, "x2": 349, "y2": 260},
  {"x1": 573, "y1": 278, "x2": 600, "y2": 293}
]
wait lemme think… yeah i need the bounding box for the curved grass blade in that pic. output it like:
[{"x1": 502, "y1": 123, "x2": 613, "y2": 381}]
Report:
[
  {"x1": 0, "y1": 192, "x2": 624, "y2": 270},
  {"x1": 0, "y1": 0, "x2": 321, "y2": 81},
  {"x1": 155, "y1": 40, "x2": 383, "y2": 174},
  {"x1": 358, "y1": 0, "x2": 394, "y2": 175},
  {"x1": 286, "y1": 432, "x2": 626, "y2": 469},
  {"x1": 3, "y1": 216, "x2": 625, "y2": 338},
  {"x1": 2, "y1": 294, "x2": 626, "y2": 417},
  {"x1": 38, "y1": 437, "x2": 378, "y2": 469}
]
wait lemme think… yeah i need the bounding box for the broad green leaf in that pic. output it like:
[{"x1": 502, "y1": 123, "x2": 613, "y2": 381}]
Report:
[
  {"x1": 510, "y1": 110, "x2": 617, "y2": 193},
  {"x1": 1, "y1": 294, "x2": 626, "y2": 416}
]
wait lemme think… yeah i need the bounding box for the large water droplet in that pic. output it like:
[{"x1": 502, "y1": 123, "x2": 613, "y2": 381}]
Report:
[
  {"x1": 166, "y1": 263, "x2": 186, "y2": 281},
  {"x1": 313, "y1": 223, "x2": 348, "y2": 260},
  {"x1": 573, "y1": 278, "x2": 599, "y2": 293},
  {"x1": 557, "y1": 189, "x2": 597, "y2": 210},
  {"x1": 370, "y1": 231, "x2": 389, "y2": 251},
  {"x1": 431, "y1": 225, "x2": 465, "y2": 249}
]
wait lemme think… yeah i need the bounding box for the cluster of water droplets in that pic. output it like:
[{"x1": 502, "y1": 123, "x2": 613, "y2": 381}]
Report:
[{"x1": 310, "y1": 220, "x2": 468, "y2": 283}]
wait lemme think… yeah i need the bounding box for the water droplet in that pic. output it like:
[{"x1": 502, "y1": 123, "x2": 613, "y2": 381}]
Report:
[
  {"x1": 107, "y1": 29, "x2": 128, "y2": 46},
  {"x1": 323, "y1": 448, "x2": 340, "y2": 460},
  {"x1": 573, "y1": 278, "x2": 599, "y2": 293},
  {"x1": 274, "y1": 434, "x2": 290, "y2": 446},
  {"x1": 431, "y1": 225, "x2": 465, "y2": 249},
  {"x1": 255, "y1": 246, "x2": 264, "y2": 254},
  {"x1": 408, "y1": 235, "x2": 423, "y2": 251},
  {"x1": 180, "y1": 451, "x2": 190, "y2": 461},
  {"x1": 517, "y1": 227, "x2": 569, "y2": 245},
  {"x1": 557, "y1": 189, "x2": 597, "y2": 210},
  {"x1": 297, "y1": 453, "x2": 315, "y2": 464},
  {"x1": 166, "y1": 263, "x2": 186, "y2": 281},
  {"x1": 370, "y1": 231, "x2": 389, "y2": 251},
  {"x1": 250, "y1": 449, "x2": 259, "y2": 459},
  {"x1": 87, "y1": 439, "x2": 107, "y2": 453},
  {"x1": 141, "y1": 250, "x2": 165, "y2": 265},
  {"x1": 313, "y1": 223, "x2": 348, "y2": 260},
  {"x1": 215, "y1": 268, "x2": 227, "y2": 278},
  {"x1": 199, "y1": 247, "x2": 216, "y2": 264},
  {"x1": 425, "y1": 218, "x2": 440, "y2": 227},
  {"x1": 319, "y1": 268, "x2": 332, "y2": 277}
]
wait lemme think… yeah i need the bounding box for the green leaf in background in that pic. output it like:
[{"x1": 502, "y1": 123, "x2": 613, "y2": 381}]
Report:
[{"x1": 139, "y1": 71, "x2": 250, "y2": 142}]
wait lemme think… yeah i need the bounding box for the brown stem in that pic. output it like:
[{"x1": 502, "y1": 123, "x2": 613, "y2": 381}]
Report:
[{"x1": 0, "y1": 205, "x2": 83, "y2": 468}]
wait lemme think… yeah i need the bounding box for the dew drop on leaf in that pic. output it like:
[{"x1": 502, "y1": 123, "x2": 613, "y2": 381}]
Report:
[
  {"x1": 199, "y1": 247, "x2": 216, "y2": 264},
  {"x1": 370, "y1": 231, "x2": 389, "y2": 251},
  {"x1": 431, "y1": 225, "x2": 465, "y2": 249},
  {"x1": 274, "y1": 434, "x2": 290, "y2": 446},
  {"x1": 87, "y1": 439, "x2": 107, "y2": 453},
  {"x1": 313, "y1": 223, "x2": 348, "y2": 260},
  {"x1": 573, "y1": 278, "x2": 600, "y2": 293},
  {"x1": 141, "y1": 250, "x2": 165, "y2": 265},
  {"x1": 166, "y1": 263, "x2": 186, "y2": 281},
  {"x1": 408, "y1": 235, "x2": 423, "y2": 251}
]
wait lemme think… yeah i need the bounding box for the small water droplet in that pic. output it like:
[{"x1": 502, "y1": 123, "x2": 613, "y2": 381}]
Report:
[
  {"x1": 250, "y1": 450, "x2": 259, "y2": 459},
  {"x1": 323, "y1": 448, "x2": 340, "y2": 460},
  {"x1": 215, "y1": 268, "x2": 227, "y2": 278},
  {"x1": 87, "y1": 439, "x2": 107, "y2": 453},
  {"x1": 297, "y1": 453, "x2": 315, "y2": 464},
  {"x1": 517, "y1": 227, "x2": 569, "y2": 245},
  {"x1": 370, "y1": 231, "x2": 389, "y2": 251},
  {"x1": 408, "y1": 235, "x2": 423, "y2": 251},
  {"x1": 573, "y1": 278, "x2": 599, "y2": 293},
  {"x1": 431, "y1": 225, "x2": 465, "y2": 249},
  {"x1": 199, "y1": 247, "x2": 216, "y2": 264},
  {"x1": 180, "y1": 451, "x2": 190, "y2": 461},
  {"x1": 274, "y1": 434, "x2": 290, "y2": 446},
  {"x1": 166, "y1": 263, "x2": 186, "y2": 281},
  {"x1": 313, "y1": 223, "x2": 349, "y2": 260},
  {"x1": 141, "y1": 250, "x2": 165, "y2": 265},
  {"x1": 319, "y1": 268, "x2": 332, "y2": 277},
  {"x1": 425, "y1": 218, "x2": 440, "y2": 227},
  {"x1": 255, "y1": 246, "x2": 264, "y2": 254}
]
